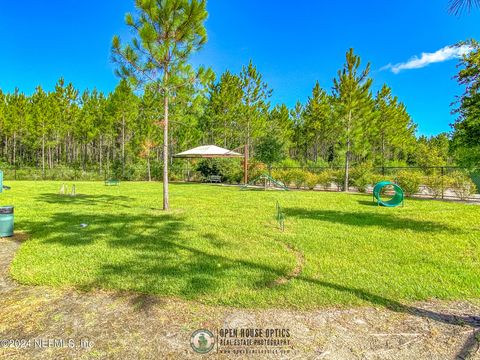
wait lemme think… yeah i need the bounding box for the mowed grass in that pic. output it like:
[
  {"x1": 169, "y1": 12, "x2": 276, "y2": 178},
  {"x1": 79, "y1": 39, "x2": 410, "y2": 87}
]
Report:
[{"x1": 4, "y1": 181, "x2": 480, "y2": 309}]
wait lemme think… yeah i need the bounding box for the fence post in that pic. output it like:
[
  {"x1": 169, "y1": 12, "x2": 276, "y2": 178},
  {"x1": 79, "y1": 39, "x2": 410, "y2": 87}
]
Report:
[{"x1": 441, "y1": 166, "x2": 445, "y2": 200}]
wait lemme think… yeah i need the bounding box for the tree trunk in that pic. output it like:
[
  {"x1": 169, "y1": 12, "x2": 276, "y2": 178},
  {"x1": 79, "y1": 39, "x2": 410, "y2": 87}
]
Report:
[
  {"x1": 224, "y1": 119, "x2": 227, "y2": 148},
  {"x1": 83, "y1": 142, "x2": 87, "y2": 171},
  {"x1": 12, "y1": 133, "x2": 16, "y2": 168},
  {"x1": 42, "y1": 133, "x2": 45, "y2": 178},
  {"x1": 99, "y1": 135, "x2": 103, "y2": 175},
  {"x1": 4, "y1": 136, "x2": 8, "y2": 162},
  {"x1": 147, "y1": 156, "x2": 151, "y2": 182},
  {"x1": 122, "y1": 115, "x2": 126, "y2": 177},
  {"x1": 344, "y1": 111, "x2": 352, "y2": 192},
  {"x1": 106, "y1": 140, "x2": 110, "y2": 179},
  {"x1": 381, "y1": 131, "x2": 386, "y2": 170},
  {"x1": 163, "y1": 89, "x2": 170, "y2": 210},
  {"x1": 344, "y1": 138, "x2": 350, "y2": 192}
]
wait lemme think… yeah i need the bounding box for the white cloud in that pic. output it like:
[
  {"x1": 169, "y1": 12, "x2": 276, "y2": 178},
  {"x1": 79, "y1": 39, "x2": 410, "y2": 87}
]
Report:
[{"x1": 382, "y1": 45, "x2": 472, "y2": 74}]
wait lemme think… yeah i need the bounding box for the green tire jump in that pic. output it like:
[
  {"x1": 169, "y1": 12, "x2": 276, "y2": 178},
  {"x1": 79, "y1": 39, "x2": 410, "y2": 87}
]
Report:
[{"x1": 373, "y1": 181, "x2": 404, "y2": 207}]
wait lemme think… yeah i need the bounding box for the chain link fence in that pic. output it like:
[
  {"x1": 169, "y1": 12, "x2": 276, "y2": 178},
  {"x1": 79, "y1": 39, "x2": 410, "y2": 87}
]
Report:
[
  {"x1": 2, "y1": 167, "x2": 105, "y2": 181},
  {"x1": 2, "y1": 165, "x2": 479, "y2": 202},
  {"x1": 270, "y1": 166, "x2": 480, "y2": 202}
]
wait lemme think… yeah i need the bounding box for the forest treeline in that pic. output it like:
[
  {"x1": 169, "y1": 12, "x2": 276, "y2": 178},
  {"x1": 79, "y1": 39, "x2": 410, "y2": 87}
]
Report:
[{"x1": 0, "y1": 48, "x2": 473, "y2": 181}]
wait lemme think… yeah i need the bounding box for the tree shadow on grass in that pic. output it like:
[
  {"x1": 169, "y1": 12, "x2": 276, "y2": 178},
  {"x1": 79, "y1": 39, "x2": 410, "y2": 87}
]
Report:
[
  {"x1": 15, "y1": 206, "x2": 478, "y2": 358},
  {"x1": 16, "y1": 209, "x2": 282, "y2": 299},
  {"x1": 299, "y1": 277, "x2": 480, "y2": 359},
  {"x1": 357, "y1": 200, "x2": 379, "y2": 207},
  {"x1": 94, "y1": 229, "x2": 480, "y2": 358},
  {"x1": 284, "y1": 207, "x2": 459, "y2": 233},
  {"x1": 37, "y1": 193, "x2": 133, "y2": 206},
  {"x1": 36, "y1": 193, "x2": 165, "y2": 211}
]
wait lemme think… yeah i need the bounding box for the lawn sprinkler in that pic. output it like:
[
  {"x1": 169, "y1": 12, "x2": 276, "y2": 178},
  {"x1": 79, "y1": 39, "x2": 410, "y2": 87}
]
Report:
[{"x1": 0, "y1": 170, "x2": 14, "y2": 237}]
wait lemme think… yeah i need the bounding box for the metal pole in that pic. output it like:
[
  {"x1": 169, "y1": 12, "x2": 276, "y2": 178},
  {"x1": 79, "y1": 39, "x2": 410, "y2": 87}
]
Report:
[{"x1": 441, "y1": 166, "x2": 444, "y2": 200}]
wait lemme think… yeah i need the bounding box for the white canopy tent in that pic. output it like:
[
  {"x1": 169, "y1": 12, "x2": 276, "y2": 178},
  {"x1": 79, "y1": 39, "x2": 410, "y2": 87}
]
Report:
[
  {"x1": 174, "y1": 145, "x2": 243, "y2": 158},
  {"x1": 174, "y1": 144, "x2": 248, "y2": 183}
]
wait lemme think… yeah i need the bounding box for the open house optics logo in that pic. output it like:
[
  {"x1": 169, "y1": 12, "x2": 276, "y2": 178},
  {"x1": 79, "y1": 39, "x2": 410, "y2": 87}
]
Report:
[
  {"x1": 190, "y1": 329, "x2": 215, "y2": 354},
  {"x1": 190, "y1": 327, "x2": 292, "y2": 355}
]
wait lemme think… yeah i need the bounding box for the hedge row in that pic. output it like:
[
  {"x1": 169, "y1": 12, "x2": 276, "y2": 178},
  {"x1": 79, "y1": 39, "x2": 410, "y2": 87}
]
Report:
[{"x1": 270, "y1": 168, "x2": 477, "y2": 200}]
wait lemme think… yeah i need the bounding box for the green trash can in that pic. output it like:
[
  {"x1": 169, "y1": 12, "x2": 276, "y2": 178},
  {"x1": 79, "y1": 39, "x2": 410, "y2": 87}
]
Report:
[{"x1": 0, "y1": 206, "x2": 14, "y2": 237}]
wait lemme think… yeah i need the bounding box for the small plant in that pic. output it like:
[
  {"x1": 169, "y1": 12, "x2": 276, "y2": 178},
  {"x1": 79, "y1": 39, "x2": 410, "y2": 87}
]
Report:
[
  {"x1": 248, "y1": 159, "x2": 267, "y2": 181},
  {"x1": 448, "y1": 171, "x2": 475, "y2": 200},
  {"x1": 353, "y1": 175, "x2": 371, "y2": 193},
  {"x1": 370, "y1": 174, "x2": 390, "y2": 187},
  {"x1": 395, "y1": 170, "x2": 423, "y2": 196},
  {"x1": 316, "y1": 169, "x2": 334, "y2": 190},
  {"x1": 271, "y1": 169, "x2": 291, "y2": 187},
  {"x1": 305, "y1": 172, "x2": 319, "y2": 190},
  {"x1": 271, "y1": 169, "x2": 284, "y2": 182},
  {"x1": 350, "y1": 163, "x2": 374, "y2": 193},
  {"x1": 425, "y1": 175, "x2": 448, "y2": 199},
  {"x1": 288, "y1": 169, "x2": 307, "y2": 189},
  {"x1": 331, "y1": 170, "x2": 346, "y2": 191}
]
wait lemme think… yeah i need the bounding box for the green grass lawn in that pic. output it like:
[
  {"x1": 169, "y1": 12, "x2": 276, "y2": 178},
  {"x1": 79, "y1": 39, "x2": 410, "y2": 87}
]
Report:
[{"x1": 4, "y1": 181, "x2": 480, "y2": 309}]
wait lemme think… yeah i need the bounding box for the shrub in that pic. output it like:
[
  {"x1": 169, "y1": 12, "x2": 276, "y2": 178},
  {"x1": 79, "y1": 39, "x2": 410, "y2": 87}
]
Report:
[
  {"x1": 195, "y1": 158, "x2": 244, "y2": 183},
  {"x1": 317, "y1": 169, "x2": 334, "y2": 190},
  {"x1": 350, "y1": 164, "x2": 374, "y2": 193},
  {"x1": 353, "y1": 175, "x2": 372, "y2": 193},
  {"x1": 248, "y1": 159, "x2": 267, "y2": 181},
  {"x1": 288, "y1": 169, "x2": 307, "y2": 189},
  {"x1": 196, "y1": 159, "x2": 221, "y2": 178},
  {"x1": 425, "y1": 175, "x2": 448, "y2": 199},
  {"x1": 331, "y1": 170, "x2": 345, "y2": 191},
  {"x1": 150, "y1": 161, "x2": 163, "y2": 181},
  {"x1": 303, "y1": 159, "x2": 329, "y2": 168},
  {"x1": 395, "y1": 170, "x2": 423, "y2": 196},
  {"x1": 370, "y1": 174, "x2": 389, "y2": 187},
  {"x1": 448, "y1": 171, "x2": 476, "y2": 200},
  {"x1": 276, "y1": 158, "x2": 301, "y2": 168},
  {"x1": 305, "y1": 172, "x2": 319, "y2": 190},
  {"x1": 272, "y1": 169, "x2": 294, "y2": 187},
  {"x1": 271, "y1": 169, "x2": 286, "y2": 185}
]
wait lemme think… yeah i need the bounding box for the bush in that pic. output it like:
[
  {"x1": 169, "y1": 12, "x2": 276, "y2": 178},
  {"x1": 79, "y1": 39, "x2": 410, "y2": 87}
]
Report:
[
  {"x1": 272, "y1": 169, "x2": 293, "y2": 187},
  {"x1": 276, "y1": 158, "x2": 301, "y2": 168},
  {"x1": 353, "y1": 175, "x2": 372, "y2": 193},
  {"x1": 288, "y1": 169, "x2": 307, "y2": 189},
  {"x1": 370, "y1": 174, "x2": 390, "y2": 187},
  {"x1": 305, "y1": 172, "x2": 319, "y2": 190},
  {"x1": 448, "y1": 171, "x2": 476, "y2": 200},
  {"x1": 395, "y1": 170, "x2": 423, "y2": 196},
  {"x1": 425, "y1": 175, "x2": 447, "y2": 199},
  {"x1": 317, "y1": 169, "x2": 334, "y2": 190},
  {"x1": 331, "y1": 170, "x2": 346, "y2": 191},
  {"x1": 248, "y1": 159, "x2": 267, "y2": 182},
  {"x1": 195, "y1": 158, "x2": 244, "y2": 183},
  {"x1": 272, "y1": 168, "x2": 307, "y2": 188},
  {"x1": 196, "y1": 159, "x2": 221, "y2": 178},
  {"x1": 303, "y1": 159, "x2": 329, "y2": 168},
  {"x1": 271, "y1": 169, "x2": 286, "y2": 185},
  {"x1": 350, "y1": 164, "x2": 374, "y2": 193}
]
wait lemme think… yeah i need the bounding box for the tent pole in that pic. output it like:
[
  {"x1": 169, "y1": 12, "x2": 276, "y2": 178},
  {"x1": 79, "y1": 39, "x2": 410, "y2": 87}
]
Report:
[{"x1": 243, "y1": 144, "x2": 249, "y2": 184}]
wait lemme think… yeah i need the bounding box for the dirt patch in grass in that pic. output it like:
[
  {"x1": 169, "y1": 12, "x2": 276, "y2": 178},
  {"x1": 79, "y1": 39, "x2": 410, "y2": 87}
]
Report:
[
  {"x1": 1, "y1": 237, "x2": 479, "y2": 359},
  {"x1": 269, "y1": 242, "x2": 305, "y2": 287}
]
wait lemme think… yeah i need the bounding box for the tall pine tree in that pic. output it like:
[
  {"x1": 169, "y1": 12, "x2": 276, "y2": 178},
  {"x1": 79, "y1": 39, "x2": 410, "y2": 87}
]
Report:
[
  {"x1": 112, "y1": 0, "x2": 210, "y2": 210},
  {"x1": 332, "y1": 49, "x2": 374, "y2": 191}
]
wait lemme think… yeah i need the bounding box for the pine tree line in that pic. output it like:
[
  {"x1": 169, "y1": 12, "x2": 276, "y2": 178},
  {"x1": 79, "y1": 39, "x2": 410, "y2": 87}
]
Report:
[{"x1": 0, "y1": 50, "x2": 453, "y2": 180}]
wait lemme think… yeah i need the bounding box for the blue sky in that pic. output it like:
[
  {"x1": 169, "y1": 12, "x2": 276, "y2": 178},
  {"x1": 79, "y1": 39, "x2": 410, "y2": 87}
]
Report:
[{"x1": 1, "y1": 1, "x2": 479, "y2": 136}]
